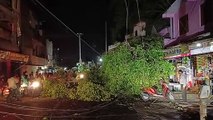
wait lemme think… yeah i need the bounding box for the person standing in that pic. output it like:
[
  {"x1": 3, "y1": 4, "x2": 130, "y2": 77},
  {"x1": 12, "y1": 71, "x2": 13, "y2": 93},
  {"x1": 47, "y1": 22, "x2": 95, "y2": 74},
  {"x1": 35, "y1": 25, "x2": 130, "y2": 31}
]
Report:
[
  {"x1": 7, "y1": 74, "x2": 20, "y2": 101},
  {"x1": 178, "y1": 70, "x2": 187, "y2": 89}
]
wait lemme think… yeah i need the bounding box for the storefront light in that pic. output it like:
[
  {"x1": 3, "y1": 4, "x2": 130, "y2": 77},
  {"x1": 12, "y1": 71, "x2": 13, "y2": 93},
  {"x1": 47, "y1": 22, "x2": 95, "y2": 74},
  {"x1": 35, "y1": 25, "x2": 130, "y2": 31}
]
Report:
[
  {"x1": 196, "y1": 43, "x2": 202, "y2": 47},
  {"x1": 64, "y1": 67, "x2": 67, "y2": 71}
]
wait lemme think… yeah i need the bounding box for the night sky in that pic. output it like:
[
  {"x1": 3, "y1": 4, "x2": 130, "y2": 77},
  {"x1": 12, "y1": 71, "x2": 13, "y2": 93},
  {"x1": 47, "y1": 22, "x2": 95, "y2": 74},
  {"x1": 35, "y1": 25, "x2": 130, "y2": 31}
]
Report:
[{"x1": 36, "y1": 0, "x2": 107, "y2": 67}]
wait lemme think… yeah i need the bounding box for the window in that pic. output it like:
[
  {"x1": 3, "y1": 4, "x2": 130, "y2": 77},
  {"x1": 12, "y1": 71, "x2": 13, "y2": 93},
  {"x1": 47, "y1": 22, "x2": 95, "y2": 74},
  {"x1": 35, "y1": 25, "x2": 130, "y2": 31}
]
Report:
[
  {"x1": 135, "y1": 31, "x2": 138, "y2": 36},
  {"x1": 179, "y1": 15, "x2": 189, "y2": 35},
  {"x1": 200, "y1": 3, "x2": 206, "y2": 26}
]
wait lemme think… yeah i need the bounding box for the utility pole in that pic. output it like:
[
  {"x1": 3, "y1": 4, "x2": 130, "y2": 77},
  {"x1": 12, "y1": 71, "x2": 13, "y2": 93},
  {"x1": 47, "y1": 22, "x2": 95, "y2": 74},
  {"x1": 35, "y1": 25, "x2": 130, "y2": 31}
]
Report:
[
  {"x1": 77, "y1": 33, "x2": 83, "y2": 64},
  {"x1": 124, "y1": 0, "x2": 129, "y2": 42},
  {"x1": 105, "y1": 21, "x2": 107, "y2": 53}
]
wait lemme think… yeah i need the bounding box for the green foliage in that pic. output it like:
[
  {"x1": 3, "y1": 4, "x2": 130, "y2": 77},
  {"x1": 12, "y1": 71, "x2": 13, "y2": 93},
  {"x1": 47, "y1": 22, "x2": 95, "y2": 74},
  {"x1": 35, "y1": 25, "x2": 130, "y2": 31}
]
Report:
[
  {"x1": 101, "y1": 36, "x2": 174, "y2": 97},
  {"x1": 87, "y1": 65, "x2": 106, "y2": 86},
  {"x1": 77, "y1": 79, "x2": 111, "y2": 101},
  {"x1": 42, "y1": 80, "x2": 71, "y2": 98},
  {"x1": 67, "y1": 88, "x2": 77, "y2": 100},
  {"x1": 42, "y1": 67, "x2": 110, "y2": 101}
]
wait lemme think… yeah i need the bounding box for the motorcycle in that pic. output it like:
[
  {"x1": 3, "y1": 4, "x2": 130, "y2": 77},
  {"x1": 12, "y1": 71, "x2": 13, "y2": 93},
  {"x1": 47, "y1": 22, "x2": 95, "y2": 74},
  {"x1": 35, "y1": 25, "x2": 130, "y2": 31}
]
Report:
[
  {"x1": 0, "y1": 85, "x2": 9, "y2": 97},
  {"x1": 27, "y1": 80, "x2": 42, "y2": 97},
  {"x1": 141, "y1": 85, "x2": 174, "y2": 102},
  {"x1": 5, "y1": 80, "x2": 42, "y2": 98},
  {"x1": 6, "y1": 88, "x2": 21, "y2": 102}
]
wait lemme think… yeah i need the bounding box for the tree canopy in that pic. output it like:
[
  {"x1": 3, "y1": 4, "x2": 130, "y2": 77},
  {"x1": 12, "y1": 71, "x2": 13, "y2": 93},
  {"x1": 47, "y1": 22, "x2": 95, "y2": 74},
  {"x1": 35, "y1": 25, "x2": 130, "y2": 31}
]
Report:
[{"x1": 101, "y1": 36, "x2": 174, "y2": 96}]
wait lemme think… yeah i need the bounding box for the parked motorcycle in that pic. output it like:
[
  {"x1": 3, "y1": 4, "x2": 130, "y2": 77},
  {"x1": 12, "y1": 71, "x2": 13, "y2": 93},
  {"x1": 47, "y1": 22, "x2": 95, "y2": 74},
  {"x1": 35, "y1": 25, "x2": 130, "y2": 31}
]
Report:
[
  {"x1": 141, "y1": 85, "x2": 174, "y2": 102},
  {"x1": 0, "y1": 85, "x2": 9, "y2": 97}
]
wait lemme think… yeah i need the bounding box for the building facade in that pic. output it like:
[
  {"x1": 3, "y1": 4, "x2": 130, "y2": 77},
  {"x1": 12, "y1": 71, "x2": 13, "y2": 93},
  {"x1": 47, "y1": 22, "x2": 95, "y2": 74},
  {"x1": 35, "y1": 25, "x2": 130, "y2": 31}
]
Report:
[
  {"x1": 160, "y1": 0, "x2": 213, "y2": 90},
  {"x1": 0, "y1": 0, "x2": 51, "y2": 79}
]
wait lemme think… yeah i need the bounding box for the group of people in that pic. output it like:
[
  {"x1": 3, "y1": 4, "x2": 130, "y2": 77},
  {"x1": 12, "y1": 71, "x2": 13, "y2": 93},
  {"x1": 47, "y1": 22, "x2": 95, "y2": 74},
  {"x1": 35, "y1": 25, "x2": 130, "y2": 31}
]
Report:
[{"x1": 5, "y1": 71, "x2": 44, "y2": 102}]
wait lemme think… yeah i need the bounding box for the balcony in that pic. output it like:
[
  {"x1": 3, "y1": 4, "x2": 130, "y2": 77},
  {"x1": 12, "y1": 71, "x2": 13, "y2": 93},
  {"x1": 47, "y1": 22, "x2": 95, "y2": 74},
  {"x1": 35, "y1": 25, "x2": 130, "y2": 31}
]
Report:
[{"x1": 30, "y1": 55, "x2": 48, "y2": 66}]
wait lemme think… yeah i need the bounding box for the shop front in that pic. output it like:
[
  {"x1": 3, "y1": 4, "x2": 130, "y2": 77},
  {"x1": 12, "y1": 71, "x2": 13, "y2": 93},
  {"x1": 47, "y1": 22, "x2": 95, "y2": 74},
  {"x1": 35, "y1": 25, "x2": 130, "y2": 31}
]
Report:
[
  {"x1": 164, "y1": 44, "x2": 193, "y2": 91},
  {"x1": 20, "y1": 55, "x2": 48, "y2": 77},
  {"x1": 190, "y1": 39, "x2": 213, "y2": 94},
  {"x1": 0, "y1": 50, "x2": 29, "y2": 79}
]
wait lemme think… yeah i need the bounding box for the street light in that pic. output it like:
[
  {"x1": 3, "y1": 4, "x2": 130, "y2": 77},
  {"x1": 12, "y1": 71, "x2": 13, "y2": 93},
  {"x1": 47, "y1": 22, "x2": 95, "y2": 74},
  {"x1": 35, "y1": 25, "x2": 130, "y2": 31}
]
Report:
[
  {"x1": 99, "y1": 58, "x2": 103, "y2": 62},
  {"x1": 77, "y1": 33, "x2": 83, "y2": 64}
]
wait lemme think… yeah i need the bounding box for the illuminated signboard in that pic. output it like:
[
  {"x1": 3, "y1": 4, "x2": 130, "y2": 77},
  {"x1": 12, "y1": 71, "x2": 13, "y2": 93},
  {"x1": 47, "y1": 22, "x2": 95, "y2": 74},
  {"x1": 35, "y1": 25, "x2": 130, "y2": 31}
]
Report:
[{"x1": 164, "y1": 44, "x2": 190, "y2": 59}]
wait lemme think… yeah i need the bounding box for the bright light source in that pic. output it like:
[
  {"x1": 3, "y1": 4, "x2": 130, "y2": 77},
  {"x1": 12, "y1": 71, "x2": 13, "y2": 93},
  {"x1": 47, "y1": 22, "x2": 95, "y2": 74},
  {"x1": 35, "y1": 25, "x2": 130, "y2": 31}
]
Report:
[
  {"x1": 31, "y1": 81, "x2": 40, "y2": 89},
  {"x1": 42, "y1": 66, "x2": 47, "y2": 70},
  {"x1": 64, "y1": 67, "x2": 67, "y2": 70},
  {"x1": 99, "y1": 58, "x2": 103, "y2": 62},
  {"x1": 196, "y1": 43, "x2": 202, "y2": 47},
  {"x1": 80, "y1": 74, "x2": 84, "y2": 79},
  {"x1": 21, "y1": 83, "x2": 28, "y2": 87}
]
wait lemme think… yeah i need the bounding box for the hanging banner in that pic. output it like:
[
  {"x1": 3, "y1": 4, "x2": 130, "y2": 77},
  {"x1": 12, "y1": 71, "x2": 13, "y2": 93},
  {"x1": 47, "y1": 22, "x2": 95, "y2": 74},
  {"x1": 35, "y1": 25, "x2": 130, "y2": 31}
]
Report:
[
  {"x1": 0, "y1": 50, "x2": 29, "y2": 62},
  {"x1": 6, "y1": 52, "x2": 29, "y2": 62}
]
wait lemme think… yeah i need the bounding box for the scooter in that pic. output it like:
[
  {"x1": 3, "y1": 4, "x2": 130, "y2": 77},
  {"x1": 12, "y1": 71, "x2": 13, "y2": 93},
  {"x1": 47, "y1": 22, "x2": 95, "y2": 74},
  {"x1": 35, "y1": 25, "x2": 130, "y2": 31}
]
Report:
[{"x1": 141, "y1": 85, "x2": 174, "y2": 102}]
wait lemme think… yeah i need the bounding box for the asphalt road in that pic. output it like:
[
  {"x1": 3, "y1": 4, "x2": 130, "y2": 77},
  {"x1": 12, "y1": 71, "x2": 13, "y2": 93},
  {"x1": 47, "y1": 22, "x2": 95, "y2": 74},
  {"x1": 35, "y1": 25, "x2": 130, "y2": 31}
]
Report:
[
  {"x1": 0, "y1": 97, "x2": 138, "y2": 120},
  {"x1": 0, "y1": 97, "x2": 212, "y2": 120}
]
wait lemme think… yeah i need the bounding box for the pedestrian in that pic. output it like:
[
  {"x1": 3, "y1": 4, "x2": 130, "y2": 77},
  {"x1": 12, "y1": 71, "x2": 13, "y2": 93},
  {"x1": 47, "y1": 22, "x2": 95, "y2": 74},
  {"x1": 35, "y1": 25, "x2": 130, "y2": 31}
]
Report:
[
  {"x1": 21, "y1": 71, "x2": 29, "y2": 86},
  {"x1": 178, "y1": 70, "x2": 187, "y2": 89},
  {"x1": 7, "y1": 74, "x2": 21, "y2": 101}
]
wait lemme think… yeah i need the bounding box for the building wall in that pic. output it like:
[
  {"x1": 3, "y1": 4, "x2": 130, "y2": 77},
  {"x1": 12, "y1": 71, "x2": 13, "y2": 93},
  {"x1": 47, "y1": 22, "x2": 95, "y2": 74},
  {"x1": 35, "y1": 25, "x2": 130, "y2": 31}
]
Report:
[
  {"x1": 0, "y1": 0, "x2": 48, "y2": 78},
  {"x1": 19, "y1": 0, "x2": 47, "y2": 66},
  {"x1": 0, "y1": 0, "x2": 20, "y2": 52},
  {"x1": 162, "y1": 0, "x2": 212, "y2": 47}
]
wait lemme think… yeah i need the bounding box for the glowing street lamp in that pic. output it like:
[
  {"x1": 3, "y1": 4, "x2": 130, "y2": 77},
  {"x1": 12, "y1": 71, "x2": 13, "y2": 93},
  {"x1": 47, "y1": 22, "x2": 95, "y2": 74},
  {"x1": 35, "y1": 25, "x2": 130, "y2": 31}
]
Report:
[{"x1": 99, "y1": 58, "x2": 103, "y2": 62}]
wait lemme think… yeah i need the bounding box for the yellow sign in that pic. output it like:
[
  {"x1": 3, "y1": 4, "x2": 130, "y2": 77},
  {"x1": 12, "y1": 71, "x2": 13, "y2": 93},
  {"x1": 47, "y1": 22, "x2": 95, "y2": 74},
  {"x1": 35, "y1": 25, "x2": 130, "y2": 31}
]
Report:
[{"x1": 164, "y1": 44, "x2": 189, "y2": 57}]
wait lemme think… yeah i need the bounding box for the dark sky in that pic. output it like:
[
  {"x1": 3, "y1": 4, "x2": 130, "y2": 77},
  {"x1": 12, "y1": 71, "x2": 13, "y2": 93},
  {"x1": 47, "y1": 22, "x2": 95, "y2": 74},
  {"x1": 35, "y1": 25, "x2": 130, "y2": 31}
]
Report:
[{"x1": 37, "y1": 0, "x2": 107, "y2": 67}]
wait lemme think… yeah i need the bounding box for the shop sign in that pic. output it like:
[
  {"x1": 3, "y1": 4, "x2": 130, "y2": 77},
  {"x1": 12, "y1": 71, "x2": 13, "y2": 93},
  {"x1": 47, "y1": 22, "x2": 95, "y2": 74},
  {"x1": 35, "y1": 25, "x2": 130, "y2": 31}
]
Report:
[
  {"x1": 0, "y1": 50, "x2": 9, "y2": 59},
  {"x1": 164, "y1": 44, "x2": 190, "y2": 59},
  {"x1": 0, "y1": 50, "x2": 29, "y2": 62},
  {"x1": 191, "y1": 46, "x2": 213, "y2": 55},
  {"x1": 6, "y1": 52, "x2": 29, "y2": 62}
]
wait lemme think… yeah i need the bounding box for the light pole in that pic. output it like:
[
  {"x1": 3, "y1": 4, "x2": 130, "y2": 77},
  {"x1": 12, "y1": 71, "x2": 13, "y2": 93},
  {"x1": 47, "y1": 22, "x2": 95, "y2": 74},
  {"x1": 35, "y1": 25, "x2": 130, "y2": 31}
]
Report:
[{"x1": 77, "y1": 33, "x2": 83, "y2": 64}]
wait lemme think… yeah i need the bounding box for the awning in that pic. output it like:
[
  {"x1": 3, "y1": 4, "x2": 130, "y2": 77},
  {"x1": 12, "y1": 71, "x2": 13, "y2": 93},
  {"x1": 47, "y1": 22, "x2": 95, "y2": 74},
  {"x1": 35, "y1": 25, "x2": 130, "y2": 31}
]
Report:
[
  {"x1": 0, "y1": 50, "x2": 29, "y2": 62},
  {"x1": 165, "y1": 53, "x2": 191, "y2": 59}
]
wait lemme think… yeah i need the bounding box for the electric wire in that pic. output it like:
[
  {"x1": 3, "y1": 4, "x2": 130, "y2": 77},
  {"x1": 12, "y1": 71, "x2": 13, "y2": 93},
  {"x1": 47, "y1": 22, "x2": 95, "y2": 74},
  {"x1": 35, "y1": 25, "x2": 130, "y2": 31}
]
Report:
[
  {"x1": 0, "y1": 99, "x2": 112, "y2": 112},
  {"x1": 0, "y1": 110, "x2": 136, "y2": 119},
  {"x1": 0, "y1": 98, "x2": 119, "y2": 119},
  {"x1": 33, "y1": 0, "x2": 101, "y2": 56}
]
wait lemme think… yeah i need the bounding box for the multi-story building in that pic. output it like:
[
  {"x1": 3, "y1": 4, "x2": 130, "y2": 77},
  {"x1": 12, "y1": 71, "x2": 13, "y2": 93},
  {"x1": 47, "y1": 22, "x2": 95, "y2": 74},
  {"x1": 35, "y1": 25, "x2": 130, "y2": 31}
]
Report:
[
  {"x1": 160, "y1": 0, "x2": 213, "y2": 89},
  {"x1": 0, "y1": 0, "x2": 52, "y2": 79}
]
